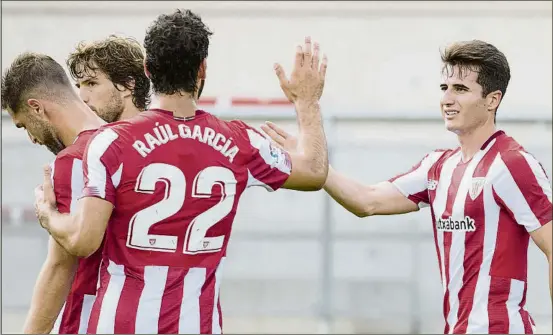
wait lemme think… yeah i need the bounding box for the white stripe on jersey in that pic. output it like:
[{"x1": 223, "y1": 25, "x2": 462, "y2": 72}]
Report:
[
  {"x1": 179, "y1": 268, "x2": 206, "y2": 333},
  {"x1": 79, "y1": 294, "x2": 96, "y2": 334},
  {"x1": 446, "y1": 144, "x2": 494, "y2": 333},
  {"x1": 96, "y1": 261, "x2": 126, "y2": 333},
  {"x1": 70, "y1": 159, "x2": 84, "y2": 212},
  {"x1": 493, "y1": 154, "x2": 544, "y2": 232},
  {"x1": 212, "y1": 258, "x2": 225, "y2": 334},
  {"x1": 86, "y1": 128, "x2": 119, "y2": 199},
  {"x1": 507, "y1": 279, "x2": 526, "y2": 334},
  {"x1": 135, "y1": 266, "x2": 169, "y2": 333},
  {"x1": 432, "y1": 152, "x2": 462, "y2": 295}
]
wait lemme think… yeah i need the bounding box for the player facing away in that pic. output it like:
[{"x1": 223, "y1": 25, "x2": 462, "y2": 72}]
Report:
[
  {"x1": 263, "y1": 40, "x2": 552, "y2": 334},
  {"x1": 33, "y1": 9, "x2": 329, "y2": 334},
  {"x1": 1, "y1": 53, "x2": 106, "y2": 334},
  {"x1": 10, "y1": 36, "x2": 151, "y2": 334}
]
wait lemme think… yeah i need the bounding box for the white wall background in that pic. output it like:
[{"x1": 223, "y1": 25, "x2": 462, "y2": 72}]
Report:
[{"x1": 2, "y1": 1, "x2": 552, "y2": 120}]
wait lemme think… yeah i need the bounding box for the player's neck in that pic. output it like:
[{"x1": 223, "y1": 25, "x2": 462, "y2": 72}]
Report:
[
  {"x1": 457, "y1": 121, "x2": 497, "y2": 163},
  {"x1": 55, "y1": 101, "x2": 104, "y2": 146},
  {"x1": 119, "y1": 100, "x2": 141, "y2": 121},
  {"x1": 156, "y1": 94, "x2": 198, "y2": 118}
]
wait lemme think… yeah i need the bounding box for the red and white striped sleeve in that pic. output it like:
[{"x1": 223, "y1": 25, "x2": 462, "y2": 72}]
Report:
[
  {"x1": 233, "y1": 121, "x2": 292, "y2": 191},
  {"x1": 51, "y1": 155, "x2": 84, "y2": 214},
  {"x1": 493, "y1": 150, "x2": 552, "y2": 232},
  {"x1": 81, "y1": 127, "x2": 123, "y2": 206},
  {"x1": 388, "y1": 150, "x2": 446, "y2": 208}
]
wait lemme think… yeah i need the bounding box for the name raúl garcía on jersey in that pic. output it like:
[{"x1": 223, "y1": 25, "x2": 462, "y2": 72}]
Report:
[
  {"x1": 132, "y1": 122, "x2": 239, "y2": 162},
  {"x1": 436, "y1": 216, "x2": 476, "y2": 232}
]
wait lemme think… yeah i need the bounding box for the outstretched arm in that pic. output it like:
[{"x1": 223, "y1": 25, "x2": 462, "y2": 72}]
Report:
[
  {"x1": 323, "y1": 166, "x2": 419, "y2": 217},
  {"x1": 261, "y1": 121, "x2": 429, "y2": 217}
]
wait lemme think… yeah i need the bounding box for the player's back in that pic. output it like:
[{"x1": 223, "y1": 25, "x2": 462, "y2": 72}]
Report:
[
  {"x1": 50, "y1": 129, "x2": 103, "y2": 334},
  {"x1": 85, "y1": 109, "x2": 291, "y2": 334}
]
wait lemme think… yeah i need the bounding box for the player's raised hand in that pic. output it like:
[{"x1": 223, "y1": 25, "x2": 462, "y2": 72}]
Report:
[
  {"x1": 260, "y1": 121, "x2": 299, "y2": 153},
  {"x1": 34, "y1": 165, "x2": 56, "y2": 228},
  {"x1": 275, "y1": 36, "x2": 328, "y2": 104}
]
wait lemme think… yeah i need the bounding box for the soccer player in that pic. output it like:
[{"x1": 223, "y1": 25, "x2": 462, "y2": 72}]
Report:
[
  {"x1": 34, "y1": 9, "x2": 328, "y2": 334},
  {"x1": 2, "y1": 53, "x2": 105, "y2": 334},
  {"x1": 262, "y1": 40, "x2": 552, "y2": 334},
  {"x1": 15, "y1": 36, "x2": 150, "y2": 334},
  {"x1": 67, "y1": 35, "x2": 151, "y2": 123}
]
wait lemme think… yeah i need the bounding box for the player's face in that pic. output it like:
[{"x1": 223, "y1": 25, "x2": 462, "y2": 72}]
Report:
[
  {"x1": 8, "y1": 105, "x2": 65, "y2": 155},
  {"x1": 77, "y1": 70, "x2": 125, "y2": 123},
  {"x1": 440, "y1": 65, "x2": 492, "y2": 135}
]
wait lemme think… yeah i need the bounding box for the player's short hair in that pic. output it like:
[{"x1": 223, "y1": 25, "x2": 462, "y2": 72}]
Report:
[
  {"x1": 1, "y1": 52, "x2": 75, "y2": 113},
  {"x1": 67, "y1": 35, "x2": 151, "y2": 110},
  {"x1": 441, "y1": 40, "x2": 511, "y2": 102},
  {"x1": 144, "y1": 9, "x2": 213, "y2": 95}
]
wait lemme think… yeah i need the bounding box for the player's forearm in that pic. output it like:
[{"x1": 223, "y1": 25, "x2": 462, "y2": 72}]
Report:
[
  {"x1": 324, "y1": 166, "x2": 373, "y2": 217},
  {"x1": 294, "y1": 100, "x2": 328, "y2": 187},
  {"x1": 39, "y1": 209, "x2": 84, "y2": 256},
  {"x1": 23, "y1": 258, "x2": 77, "y2": 334}
]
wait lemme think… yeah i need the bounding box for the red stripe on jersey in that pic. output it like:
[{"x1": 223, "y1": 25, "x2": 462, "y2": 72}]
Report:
[
  {"x1": 487, "y1": 276, "x2": 510, "y2": 333},
  {"x1": 114, "y1": 267, "x2": 145, "y2": 333},
  {"x1": 490, "y1": 194, "x2": 530, "y2": 281},
  {"x1": 454, "y1": 148, "x2": 497, "y2": 333},
  {"x1": 158, "y1": 268, "x2": 187, "y2": 334},
  {"x1": 200, "y1": 269, "x2": 217, "y2": 334},
  {"x1": 501, "y1": 150, "x2": 551, "y2": 226},
  {"x1": 441, "y1": 161, "x2": 469, "y2": 334},
  {"x1": 58, "y1": 294, "x2": 84, "y2": 334}
]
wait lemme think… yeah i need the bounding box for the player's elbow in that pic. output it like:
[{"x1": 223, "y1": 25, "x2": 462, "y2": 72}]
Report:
[
  {"x1": 353, "y1": 187, "x2": 379, "y2": 218},
  {"x1": 305, "y1": 161, "x2": 329, "y2": 191},
  {"x1": 65, "y1": 234, "x2": 100, "y2": 258}
]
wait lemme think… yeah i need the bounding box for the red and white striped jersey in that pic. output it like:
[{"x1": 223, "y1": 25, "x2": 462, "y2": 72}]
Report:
[
  {"x1": 390, "y1": 130, "x2": 552, "y2": 334},
  {"x1": 80, "y1": 109, "x2": 292, "y2": 334},
  {"x1": 50, "y1": 129, "x2": 102, "y2": 334}
]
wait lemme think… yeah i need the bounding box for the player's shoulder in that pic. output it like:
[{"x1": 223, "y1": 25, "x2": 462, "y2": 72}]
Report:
[
  {"x1": 55, "y1": 129, "x2": 99, "y2": 162},
  {"x1": 425, "y1": 147, "x2": 458, "y2": 164}
]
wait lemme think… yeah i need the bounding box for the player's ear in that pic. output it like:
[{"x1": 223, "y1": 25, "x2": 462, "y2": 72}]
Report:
[
  {"x1": 486, "y1": 90, "x2": 502, "y2": 112},
  {"x1": 27, "y1": 98, "x2": 46, "y2": 119}
]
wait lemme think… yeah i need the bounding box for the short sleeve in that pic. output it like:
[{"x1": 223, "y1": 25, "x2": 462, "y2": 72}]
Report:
[
  {"x1": 493, "y1": 150, "x2": 552, "y2": 232},
  {"x1": 232, "y1": 121, "x2": 292, "y2": 191},
  {"x1": 81, "y1": 127, "x2": 123, "y2": 205},
  {"x1": 51, "y1": 156, "x2": 83, "y2": 214},
  {"x1": 388, "y1": 150, "x2": 446, "y2": 208}
]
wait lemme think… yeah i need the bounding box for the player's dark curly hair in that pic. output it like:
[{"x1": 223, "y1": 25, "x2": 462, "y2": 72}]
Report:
[
  {"x1": 67, "y1": 35, "x2": 151, "y2": 110},
  {"x1": 2, "y1": 52, "x2": 75, "y2": 113},
  {"x1": 441, "y1": 40, "x2": 511, "y2": 122},
  {"x1": 144, "y1": 9, "x2": 213, "y2": 96}
]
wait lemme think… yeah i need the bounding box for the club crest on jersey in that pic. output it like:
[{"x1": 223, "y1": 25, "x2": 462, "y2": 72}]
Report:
[
  {"x1": 203, "y1": 241, "x2": 210, "y2": 249},
  {"x1": 149, "y1": 238, "x2": 156, "y2": 246},
  {"x1": 469, "y1": 177, "x2": 486, "y2": 200}
]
